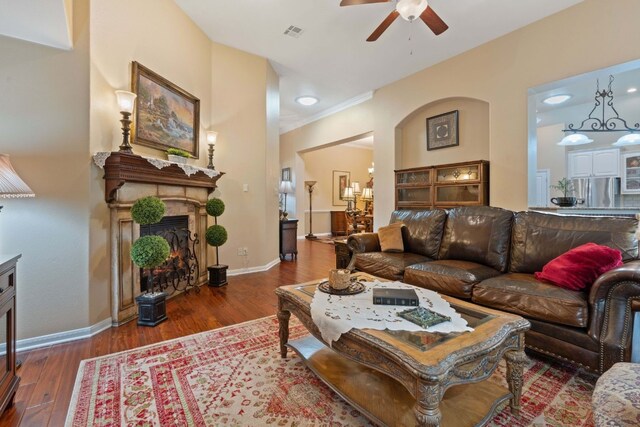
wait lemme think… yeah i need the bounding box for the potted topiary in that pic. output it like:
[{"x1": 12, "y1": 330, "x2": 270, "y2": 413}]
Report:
[
  {"x1": 166, "y1": 148, "x2": 192, "y2": 164},
  {"x1": 130, "y1": 196, "x2": 171, "y2": 326},
  {"x1": 205, "y1": 198, "x2": 228, "y2": 287},
  {"x1": 550, "y1": 178, "x2": 582, "y2": 207}
]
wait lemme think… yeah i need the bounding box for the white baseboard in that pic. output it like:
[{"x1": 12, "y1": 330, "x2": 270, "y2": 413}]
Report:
[
  {"x1": 297, "y1": 232, "x2": 331, "y2": 239},
  {"x1": 9, "y1": 258, "x2": 283, "y2": 354},
  {"x1": 227, "y1": 257, "x2": 281, "y2": 276},
  {"x1": 10, "y1": 317, "x2": 113, "y2": 354}
]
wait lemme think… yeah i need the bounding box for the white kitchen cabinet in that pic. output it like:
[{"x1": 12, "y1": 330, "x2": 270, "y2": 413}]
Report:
[{"x1": 568, "y1": 148, "x2": 619, "y2": 178}]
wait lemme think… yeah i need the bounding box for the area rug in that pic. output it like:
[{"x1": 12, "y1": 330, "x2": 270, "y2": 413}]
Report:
[{"x1": 66, "y1": 316, "x2": 597, "y2": 426}]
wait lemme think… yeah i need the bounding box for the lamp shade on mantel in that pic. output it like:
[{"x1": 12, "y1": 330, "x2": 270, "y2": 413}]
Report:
[
  {"x1": 279, "y1": 180, "x2": 293, "y2": 194},
  {"x1": 0, "y1": 155, "x2": 34, "y2": 198}
]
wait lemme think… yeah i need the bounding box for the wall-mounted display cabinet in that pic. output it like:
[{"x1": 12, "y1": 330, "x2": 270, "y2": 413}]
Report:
[{"x1": 395, "y1": 160, "x2": 489, "y2": 209}]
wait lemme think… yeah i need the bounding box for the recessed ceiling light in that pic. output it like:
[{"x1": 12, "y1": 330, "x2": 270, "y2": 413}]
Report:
[
  {"x1": 543, "y1": 94, "x2": 572, "y2": 105},
  {"x1": 628, "y1": 87, "x2": 638, "y2": 93},
  {"x1": 296, "y1": 96, "x2": 319, "y2": 106}
]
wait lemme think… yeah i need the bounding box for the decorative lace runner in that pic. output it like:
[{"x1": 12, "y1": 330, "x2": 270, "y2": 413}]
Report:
[
  {"x1": 310, "y1": 279, "x2": 473, "y2": 346},
  {"x1": 92, "y1": 152, "x2": 220, "y2": 178}
]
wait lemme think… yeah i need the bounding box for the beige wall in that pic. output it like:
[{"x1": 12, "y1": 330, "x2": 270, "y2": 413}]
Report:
[
  {"x1": 283, "y1": 0, "x2": 640, "y2": 229},
  {"x1": 0, "y1": 0, "x2": 91, "y2": 338},
  {"x1": 399, "y1": 98, "x2": 489, "y2": 168},
  {"x1": 372, "y1": 0, "x2": 640, "y2": 226},
  {"x1": 299, "y1": 145, "x2": 373, "y2": 235},
  {"x1": 0, "y1": 0, "x2": 278, "y2": 341},
  {"x1": 537, "y1": 124, "x2": 567, "y2": 191}
]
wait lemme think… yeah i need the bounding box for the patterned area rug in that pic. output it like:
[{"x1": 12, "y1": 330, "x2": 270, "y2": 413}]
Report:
[{"x1": 66, "y1": 316, "x2": 596, "y2": 426}]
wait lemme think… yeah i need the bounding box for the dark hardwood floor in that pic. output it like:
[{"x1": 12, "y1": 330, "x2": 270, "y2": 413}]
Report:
[{"x1": 0, "y1": 239, "x2": 336, "y2": 426}]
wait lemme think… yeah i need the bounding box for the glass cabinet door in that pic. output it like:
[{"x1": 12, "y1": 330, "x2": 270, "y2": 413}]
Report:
[
  {"x1": 622, "y1": 153, "x2": 640, "y2": 194},
  {"x1": 435, "y1": 185, "x2": 480, "y2": 204},
  {"x1": 396, "y1": 169, "x2": 431, "y2": 186},
  {"x1": 436, "y1": 165, "x2": 480, "y2": 183},
  {"x1": 397, "y1": 187, "x2": 432, "y2": 205}
]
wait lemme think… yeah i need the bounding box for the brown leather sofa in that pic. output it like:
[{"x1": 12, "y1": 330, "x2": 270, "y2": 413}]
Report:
[{"x1": 347, "y1": 206, "x2": 640, "y2": 373}]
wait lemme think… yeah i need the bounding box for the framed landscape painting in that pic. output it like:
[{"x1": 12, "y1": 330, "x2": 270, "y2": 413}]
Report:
[
  {"x1": 131, "y1": 62, "x2": 200, "y2": 158},
  {"x1": 332, "y1": 170, "x2": 350, "y2": 206},
  {"x1": 427, "y1": 110, "x2": 459, "y2": 151}
]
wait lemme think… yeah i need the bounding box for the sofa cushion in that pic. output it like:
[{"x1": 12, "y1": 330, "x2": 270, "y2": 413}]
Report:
[
  {"x1": 509, "y1": 211, "x2": 638, "y2": 274},
  {"x1": 472, "y1": 273, "x2": 589, "y2": 328},
  {"x1": 378, "y1": 222, "x2": 405, "y2": 253},
  {"x1": 404, "y1": 260, "x2": 502, "y2": 299},
  {"x1": 438, "y1": 206, "x2": 514, "y2": 272},
  {"x1": 354, "y1": 252, "x2": 431, "y2": 281},
  {"x1": 389, "y1": 210, "x2": 447, "y2": 259},
  {"x1": 534, "y1": 243, "x2": 624, "y2": 291}
]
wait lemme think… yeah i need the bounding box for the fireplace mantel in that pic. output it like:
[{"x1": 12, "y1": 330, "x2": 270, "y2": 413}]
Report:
[{"x1": 100, "y1": 152, "x2": 224, "y2": 203}]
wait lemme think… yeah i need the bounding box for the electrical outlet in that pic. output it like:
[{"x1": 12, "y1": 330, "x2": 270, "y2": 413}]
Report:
[{"x1": 237, "y1": 247, "x2": 248, "y2": 256}]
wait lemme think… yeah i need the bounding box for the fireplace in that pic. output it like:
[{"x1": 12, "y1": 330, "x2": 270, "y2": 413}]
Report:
[
  {"x1": 139, "y1": 215, "x2": 200, "y2": 295},
  {"x1": 95, "y1": 152, "x2": 224, "y2": 325}
]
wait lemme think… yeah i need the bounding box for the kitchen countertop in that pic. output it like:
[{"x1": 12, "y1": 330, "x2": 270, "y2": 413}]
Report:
[{"x1": 529, "y1": 207, "x2": 639, "y2": 217}]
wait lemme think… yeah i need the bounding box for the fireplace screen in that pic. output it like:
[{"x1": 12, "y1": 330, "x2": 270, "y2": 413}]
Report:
[{"x1": 140, "y1": 215, "x2": 200, "y2": 295}]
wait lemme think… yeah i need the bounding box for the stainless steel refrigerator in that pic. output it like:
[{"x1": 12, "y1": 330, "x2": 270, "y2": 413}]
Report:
[{"x1": 570, "y1": 177, "x2": 620, "y2": 208}]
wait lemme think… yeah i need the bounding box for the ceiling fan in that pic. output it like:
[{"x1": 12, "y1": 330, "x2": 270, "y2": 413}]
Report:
[{"x1": 340, "y1": 0, "x2": 448, "y2": 42}]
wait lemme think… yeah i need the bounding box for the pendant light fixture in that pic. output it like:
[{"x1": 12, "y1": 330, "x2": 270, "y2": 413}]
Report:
[{"x1": 559, "y1": 75, "x2": 639, "y2": 146}]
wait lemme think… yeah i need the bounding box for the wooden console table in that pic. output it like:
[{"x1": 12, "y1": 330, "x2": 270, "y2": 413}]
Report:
[
  {"x1": 279, "y1": 219, "x2": 298, "y2": 261},
  {"x1": 0, "y1": 255, "x2": 20, "y2": 414}
]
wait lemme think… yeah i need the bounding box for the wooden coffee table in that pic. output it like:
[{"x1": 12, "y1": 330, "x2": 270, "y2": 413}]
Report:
[{"x1": 275, "y1": 273, "x2": 530, "y2": 427}]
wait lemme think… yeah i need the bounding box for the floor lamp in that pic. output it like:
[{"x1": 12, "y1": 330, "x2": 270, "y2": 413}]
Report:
[{"x1": 304, "y1": 181, "x2": 317, "y2": 240}]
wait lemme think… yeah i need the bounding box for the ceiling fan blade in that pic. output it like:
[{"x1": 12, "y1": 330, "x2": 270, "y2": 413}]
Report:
[
  {"x1": 420, "y1": 6, "x2": 449, "y2": 35},
  {"x1": 367, "y1": 10, "x2": 399, "y2": 42},
  {"x1": 340, "y1": 0, "x2": 390, "y2": 6}
]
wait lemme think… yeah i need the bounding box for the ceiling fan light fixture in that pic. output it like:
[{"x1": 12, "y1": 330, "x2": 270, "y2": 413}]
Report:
[
  {"x1": 557, "y1": 133, "x2": 593, "y2": 146},
  {"x1": 396, "y1": 0, "x2": 428, "y2": 22}
]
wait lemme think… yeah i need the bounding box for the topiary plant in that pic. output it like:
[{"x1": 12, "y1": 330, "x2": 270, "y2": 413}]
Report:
[
  {"x1": 131, "y1": 235, "x2": 170, "y2": 268},
  {"x1": 206, "y1": 224, "x2": 228, "y2": 247},
  {"x1": 131, "y1": 196, "x2": 165, "y2": 225},
  {"x1": 206, "y1": 198, "x2": 225, "y2": 217},
  {"x1": 205, "y1": 197, "x2": 228, "y2": 286},
  {"x1": 130, "y1": 196, "x2": 169, "y2": 296}
]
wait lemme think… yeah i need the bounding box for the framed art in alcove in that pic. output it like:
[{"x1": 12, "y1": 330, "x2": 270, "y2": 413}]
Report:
[
  {"x1": 427, "y1": 110, "x2": 459, "y2": 151},
  {"x1": 131, "y1": 61, "x2": 200, "y2": 158}
]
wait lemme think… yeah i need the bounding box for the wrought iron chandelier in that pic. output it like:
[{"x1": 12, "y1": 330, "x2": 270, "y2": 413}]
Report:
[{"x1": 560, "y1": 75, "x2": 640, "y2": 146}]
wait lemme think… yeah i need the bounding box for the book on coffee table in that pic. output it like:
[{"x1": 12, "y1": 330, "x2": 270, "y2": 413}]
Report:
[{"x1": 372, "y1": 288, "x2": 419, "y2": 306}]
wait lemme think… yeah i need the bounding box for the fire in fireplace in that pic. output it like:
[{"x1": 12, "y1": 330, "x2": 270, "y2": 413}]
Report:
[{"x1": 140, "y1": 215, "x2": 200, "y2": 295}]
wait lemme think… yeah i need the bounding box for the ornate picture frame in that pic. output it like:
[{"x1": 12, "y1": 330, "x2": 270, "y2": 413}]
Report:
[
  {"x1": 332, "y1": 170, "x2": 350, "y2": 206},
  {"x1": 131, "y1": 61, "x2": 200, "y2": 158},
  {"x1": 427, "y1": 110, "x2": 459, "y2": 151}
]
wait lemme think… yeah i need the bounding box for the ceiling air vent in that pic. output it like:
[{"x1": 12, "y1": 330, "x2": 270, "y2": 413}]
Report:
[{"x1": 284, "y1": 25, "x2": 304, "y2": 38}]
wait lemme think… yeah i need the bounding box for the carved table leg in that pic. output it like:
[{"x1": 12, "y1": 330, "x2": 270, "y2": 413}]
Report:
[
  {"x1": 504, "y1": 333, "x2": 528, "y2": 417},
  {"x1": 414, "y1": 382, "x2": 442, "y2": 427},
  {"x1": 277, "y1": 302, "x2": 291, "y2": 358}
]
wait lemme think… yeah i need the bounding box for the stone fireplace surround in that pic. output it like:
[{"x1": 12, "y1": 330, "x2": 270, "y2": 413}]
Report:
[{"x1": 96, "y1": 152, "x2": 224, "y2": 325}]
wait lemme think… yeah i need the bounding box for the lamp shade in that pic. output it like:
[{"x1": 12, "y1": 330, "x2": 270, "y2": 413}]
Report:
[
  {"x1": 115, "y1": 90, "x2": 137, "y2": 114},
  {"x1": 558, "y1": 133, "x2": 593, "y2": 146},
  {"x1": 206, "y1": 131, "x2": 218, "y2": 145},
  {"x1": 613, "y1": 133, "x2": 640, "y2": 146},
  {"x1": 0, "y1": 155, "x2": 34, "y2": 198},
  {"x1": 279, "y1": 180, "x2": 293, "y2": 194},
  {"x1": 351, "y1": 181, "x2": 361, "y2": 195},
  {"x1": 304, "y1": 181, "x2": 317, "y2": 190},
  {"x1": 342, "y1": 186, "x2": 355, "y2": 201},
  {"x1": 361, "y1": 187, "x2": 373, "y2": 201}
]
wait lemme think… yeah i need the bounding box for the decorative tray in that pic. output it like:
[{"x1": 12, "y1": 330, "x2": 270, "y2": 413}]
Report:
[
  {"x1": 397, "y1": 306, "x2": 451, "y2": 328},
  {"x1": 317, "y1": 280, "x2": 366, "y2": 295}
]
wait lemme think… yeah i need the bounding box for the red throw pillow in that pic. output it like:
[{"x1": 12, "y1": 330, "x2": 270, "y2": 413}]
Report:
[{"x1": 534, "y1": 243, "x2": 623, "y2": 291}]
